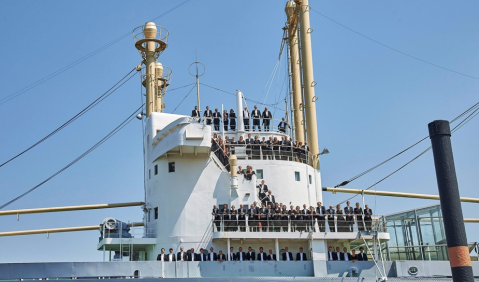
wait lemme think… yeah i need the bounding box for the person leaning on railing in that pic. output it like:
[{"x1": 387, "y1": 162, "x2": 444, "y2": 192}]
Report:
[
  {"x1": 223, "y1": 109, "x2": 229, "y2": 131},
  {"x1": 229, "y1": 109, "x2": 236, "y2": 131},
  {"x1": 327, "y1": 205, "x2": 335, "y2": 232},
  {"x1": 364, "y1": 204, "x2": 373, "y2": 231},
  {"x1": 336, "y1": 204, "x2": 346, "y2": 232},
  {"x1": 354, "y1": 202, "x2": 364, "y2": 231}
]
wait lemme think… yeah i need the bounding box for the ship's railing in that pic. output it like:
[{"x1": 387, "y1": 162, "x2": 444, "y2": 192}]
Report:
[
  {"x1": 212, "y1": 214, "x2": 386, "y2": 233},
  {"x1": 231, "y1": 144, "x2": 312, "y2": 163},
  {"x1": 195, "y1": 116, "x2": 291, "y2": 135},
  {"x1": 102, "y1": 225, "x2": 156, "y2": 239}
]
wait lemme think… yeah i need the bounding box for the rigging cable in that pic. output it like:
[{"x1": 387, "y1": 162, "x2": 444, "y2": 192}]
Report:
[
  {"x1": 336, "y1": 103, "x2": 479, "y2": 205},
  {"x1": 172, "y1": 85, "x2": 197, "y2": 113},
  {"x1": 0, "y1": 0, "x2": 191, "y2": 106},
  {"x1": 199, "y1": 83, "x2": 286, "y2": 112},
  {"x1": 309, "y1": 7, "x2": 479, "y2": 81},
  {"x1": 0, "y1": 68, "x2": 138, "y2": 168},
  {"x1": 0, "y1": 105, "x2": 144, "y2": 210},
  {"x1": 334, "y1": 100, "x2": 479, "y2": 188}
]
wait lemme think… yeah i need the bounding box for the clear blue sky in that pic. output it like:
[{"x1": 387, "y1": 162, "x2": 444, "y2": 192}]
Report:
[{"x1": 0, "y1": 0, "x2": 478, "y2": 262}]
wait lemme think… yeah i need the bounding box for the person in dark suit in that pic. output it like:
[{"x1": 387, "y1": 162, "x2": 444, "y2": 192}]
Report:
[
  {"x1": 208, "y1": 247, "x2": 217, "y2": 261},
  {"x1": 191, "y1": 106, "x2": 200, "y2": 122},
  {"x1": 188, "y1": 248, "x2": 197, "y2": 261},
  {"x1": 262, "y1": 107, "x2": 272, "y2": 131},
  {"x1": 340, "y1": 247, "x2": 352, "y2": 261},
  {"x1": 221, "y1": 204, "x2": 230, "y2": 232},
  {"x1": 238, "y1": 204, "x2": 247, "y2": 232},
  {"x1": 257, "y1": 247, "x2": 267, "y2": 261},
  {"x1": 358, "y1": 247, "x2": 368, "y2": 261},
  {"x1": 198, "y1": 248, "x2": 206, "y2": 262},
  {"x1": 166, "y1": 248, "x2": 176, "y2": 262},
  {"x1": 354, "y1": 202, "x2": 364, "y2": 231},
  {"x1": 335, "y1": 247, "x2": 342, "y2": 261},
  {"x1": 267, "y1": 249, "x2": 277, "y2": 261},
  {"x1": 327, "y1": 205, "x2": 336, "y2": 232},
  {"x1": 258, "y1": 203, "x2": 268, "y2": 228},
  {"x1": 257, "y1": 180, "x2": 268, "y2": 203},
  {"x1": 277, "y1": 117, "x2": 289, "y2": 133},
  {"x1": 344, "y1": 201, "x2": 354, "y2": 232},
  {"x1": 203, "y1": 106, "x2": 212, "y2": 125},
  {"x1": 364, "y1": 204, "x2": 373, "y2": 231},
  {"x1": 336, "y1": 204, "x2": 346, "y2": 232},
  {"x1": 296, "y1": 247, "x2": 307, "y2": 261},
  {"x1": 243, "y1": 106, "x2": 250, "y2": 131},
  {"x1": 217, "y1": 250, "x2": 226, "y2": 262},
  {"x1": 236, "y1": 247, "x2": 246, "y2": 261},
  {"x1": 251, "y1": 105, "x2": 261, "y2": 131},
  {"x1": 265, "y1": 190, "x2": 275, "y2": 208},
  {"x1": 327, "y1": 246, "x2": 336, "y2": 261},
  {"x1": 246, "y1": 247, "x2": 255, "y2": 261},
  {"x1": 212, "y1": 205, "x2": 221, "y2": 231},
  {"x1": 350, "y1": 249, "x2": 359, "y2": 261},
  {"x1": 177, "y1": 246, "x2": 187, "y2": 262},
  {"x1": 222, "y1": 110, "x2": 229, "y2": 131},
  {"x1": 212, "y1": 108, "x2": 221, "y2": 131},
  {"x1": 157, "y1": 248, "x2": 166, "y2": 262},
  {"x1": 316, "y1": 202, "x2": 326, "y2": 232},
  {"x1": 283, "y1": 247, "x2": 293, "y2": 261},
  {"x1": 248, "y1": 204, "x2": 257, "y2": 231},
  {"x1": 228, "y1": 247, "x2": 236, "y2": 261},
  {"x1": 229, "y1": 205, "x2": 238, "y2": 232},
  {"x1": 229, "y1": 109, "x2": 236, "y2": 131}
]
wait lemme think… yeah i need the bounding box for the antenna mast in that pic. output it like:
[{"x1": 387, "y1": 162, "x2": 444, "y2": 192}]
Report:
[{"x1": 189, "y1": 51, "x2": 205, "y2": 113}]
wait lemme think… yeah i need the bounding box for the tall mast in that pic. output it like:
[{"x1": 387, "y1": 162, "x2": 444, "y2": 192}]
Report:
[
  {"x1": 189, "y1": 59, "x2": 205, "y2": 113},
  {"x1": 285, "y1": 1, "x2": 305, "y2": 144},
  {"x1": 133, "y1": 22, "x2": 169, "y2": 117},
  {"x1": 297, "y1": 0, "x2": 320, "y2": 169}
]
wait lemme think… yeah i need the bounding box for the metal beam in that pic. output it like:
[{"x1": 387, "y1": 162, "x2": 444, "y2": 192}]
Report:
[
  {"x1": 0, "y1": 202, "x2": 144, "y2": 216},
  {"x1": 322, "y1": 187, "x2": 479, "y2": 203},
  {"x1": 0, "y1": 222, "x2": 144, "y2": 237},
  {"x1": 464, "y1": 219, "x2": 479, "y2": 223}
]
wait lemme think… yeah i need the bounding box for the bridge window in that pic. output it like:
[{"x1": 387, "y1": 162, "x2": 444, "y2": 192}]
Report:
[
  {"x1": 154, "y1": 207, "x2": 158, "y2": 219},
  {"x1": 309, "y1": 175, "x2": 312, "y2": 184},
  {"x1": 256, "y1": 169, "x2": 263, "y2": 179},
  {"x1": 295, "y1": 171, "x2": 300, "y2": 181},
  {"x1": 154, "y1": 164, "x2": 158, "y2": 175},
  {"x1": 169, "y1": 162, "x2": 175, "y2": 173}
]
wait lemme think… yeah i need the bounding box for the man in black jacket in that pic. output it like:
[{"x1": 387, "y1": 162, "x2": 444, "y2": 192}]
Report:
[
  {"x1": 327, "y1": 205, "x2": 336, "y2": 232},
  {"x1": 217, "y1": 250, "x2": 226, "y2": 262},
  {"x1": 327, "y1": 246, "x2": 336, "y2": 261},
  {"x1": 177, "y1": 246, "x2": 187, "y2": 262},
  {"x1": 228, "y1": 247, "x2": 236, "y2": 261},
  {"x1": 188, "y1": 248, "x2": 197, "y2": 261},
  {"x1": 221, "y1": 204, "x2": 230, "y2": 232},
  {"x1": 344, "y1": 201, "x2": 354, "y2": 232},
  {"x1": 316, "y1": 202, "x2": 327, "y2": 232},
  {"x1": 257, "y1": 247, "x2": 267, "y2": 261},
  {"x1": 238, "y1": 204, "x2": 247, "y2": 232},
  {"x1": 198, "y1": 248, "x2": 206, "y2": 261},
  {"x1": 212, "y1": 108, "x2": 221, "y2": 131},
  {"x1": 358, "y1": 247, "x2": 368, "y2": 261},
  {"x1": 277, "y1": 117, "x2": 289, "y2": 133},
  {"x1": 262, "y1": 107, "x2": 272, "y2": 131},
  {"x1": 246, "y1": 246, "x2": 256, "y2": 261},
  {"x1": 296, "y1": 247, "x2": 307, "y2": 261},
  {"x1": 203, "y1": 106, "x2": 212, "y2": 125},
  {"x1": 236, "y1": 247, "x2": 246, "y2": 261},
  {"x1": 251, "y1": 105, "x2": 261, "y2": 131},
  {"x1": 282, "y1": 246, "x2": 293, "y2": 261},
  {"x1": 248, "y1": 204, "x2": 257, "y2": 231},
  {"x1": 212, "y1": 205, "x2": 221, "y2": 231},
  {"x1": 364, "y1": 204, "x2": 373, "y2": 231},
  {"x1": 166, "y1": 248, "x2": 176, "y2": 262},
  {"x1": 157, "y1": 248, "x2": 166, "y2": 262},
  {"x1": 340, "y1": 247, "x2": 352, "y2": 261},
  {"x1": 191, "y1": 106, "x2": 200, "y2": 122},
  {"x1": 257, "y1": 180, "x2": 268, "y2": 203},
  {"x1": 267, "y1": 249, "x2": 277, "y2": 261},
  {"x1": 208, "y1": 247, "x2": 217, "y2": 261}
]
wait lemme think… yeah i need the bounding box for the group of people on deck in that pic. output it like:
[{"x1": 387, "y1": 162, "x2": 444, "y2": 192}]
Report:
[
  {"x1": 192, "y1": 105, "x2": 290, "y2": 133},
  {"x1": 157, "y1": 246, "x2": 309, "y2": 262},
  {"x1": 211, "y1": 200, "x2": 374, "y2": 232}
]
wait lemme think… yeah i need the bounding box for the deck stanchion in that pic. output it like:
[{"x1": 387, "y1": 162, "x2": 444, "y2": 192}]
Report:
[{"x1": 428, "y1": 120, "x2": 473, "y2": 282}]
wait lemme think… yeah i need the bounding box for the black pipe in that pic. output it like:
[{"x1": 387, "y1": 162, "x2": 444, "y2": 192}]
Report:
[{"x1": 428, "y1": 120, "x2": 473, "y2": 281}]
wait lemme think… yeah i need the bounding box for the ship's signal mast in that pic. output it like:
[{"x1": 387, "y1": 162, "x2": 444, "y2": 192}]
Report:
[
  {"x1": 133, "y1": 22, "x2": 172, "y2": 117},
  {"x1": 189, "y1": 59, "x2": 205, "y2": 113}
]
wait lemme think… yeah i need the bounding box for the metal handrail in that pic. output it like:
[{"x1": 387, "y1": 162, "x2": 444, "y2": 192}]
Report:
[{"x1": 197, "y1": 116, "x2": 291, "y2": 134}]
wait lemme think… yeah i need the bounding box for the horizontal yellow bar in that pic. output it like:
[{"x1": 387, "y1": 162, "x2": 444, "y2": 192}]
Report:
[
  {"x1": 323, "y1": 187, "x2": 479, "y2": 203},
  {"x1": 0, "y1": 202, "x2": 144, "y2": 216},
  {"x1": 0, "y1": 222, "x2": 144, "y2": 237}
]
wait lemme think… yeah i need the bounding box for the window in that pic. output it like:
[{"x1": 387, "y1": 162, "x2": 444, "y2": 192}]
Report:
[
  {"x1": 154, "y1": 207, "x2": 158, "y2": 219},
  {"x1": 149, "y1": 169, "x2": 151, "y2": 179},
  {"x1": 295, "y1": 171, "x2": 300, "y2": 181},
  {"x1": 169, "y1": 162, "x2": 175, "y2": 173},
  {"x1": 309, "y1": 175, "x2": 312, "y2": 184},
  {"x1": 154, "y1": 165, "x2": 158, "y2": 175},
  {"x1": 256, "y1": 169, "x2": 263, "y2": 179}
]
